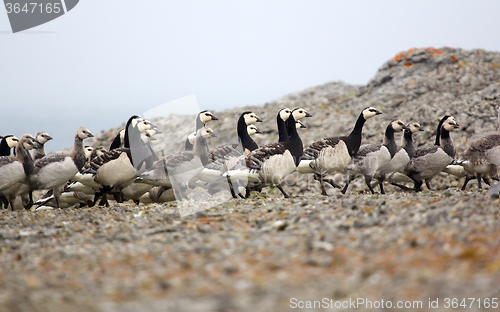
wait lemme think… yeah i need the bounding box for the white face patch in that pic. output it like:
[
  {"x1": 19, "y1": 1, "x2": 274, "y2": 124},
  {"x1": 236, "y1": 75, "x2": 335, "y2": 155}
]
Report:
[
  {"x1": 78, "y1": 127, "x2": 94, "y2": 140},
  {"x1": 84, "y1": 146, "x2": 94, "y2": 159},
  {"x1": 247, "y1": 125, "x2": 259, "y2": 135},
  {"x1": 296, "y1": 121, "x2": 306, "y2": 129},
  {"x1": 188, "y1": 132, "x2": 196, "y2": 144},
  {"x1": 409, "y1": 123, "x2": 422, "y2": 133},
  {"x1": 244, "y1": 113, "x2": 260, "y2": 125},
  {"x1": 362, "y1": 107, "x2": 380, "y2": 119},
  {"x1": 292, "y1": 108, "x2": 310, "y2": 121},
  {"x1": 200, "y1": 112, "x2": 214, "y2": 123},
  {"x1": 6, "y1": 136, "x2": 19, "y2": 148},
  {"x1": 36, "y1": 133, "x2": 51, "y2": 144},
  {"x1": 392, "y1": 120, "x2": 405, "y2": 132},
  {"x1": 443, "y1": 117, "x2": 458, "y2": 131},
  {"x1": 279, "y1": 109, "x2": 292, "y2": 121}
]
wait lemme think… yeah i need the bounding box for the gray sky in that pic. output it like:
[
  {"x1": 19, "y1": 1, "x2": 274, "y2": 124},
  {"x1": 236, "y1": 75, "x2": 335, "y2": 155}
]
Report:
[{"x1": 2, "y1": 0, "x2": 500, "y2": 151}]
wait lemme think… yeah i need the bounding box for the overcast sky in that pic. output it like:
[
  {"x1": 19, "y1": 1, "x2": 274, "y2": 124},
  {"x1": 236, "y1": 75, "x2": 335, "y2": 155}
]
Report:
[{"x1": 2, "y1": 0, "x2": 500, "y2": 151}]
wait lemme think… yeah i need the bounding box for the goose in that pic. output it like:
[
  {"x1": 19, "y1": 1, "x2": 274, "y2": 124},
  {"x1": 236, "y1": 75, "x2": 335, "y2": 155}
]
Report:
[
  {"x1": 82, "y1": 116, "x2": 152, "y2": 206},
  {"x1": 0, "y1": 134, "x2": 36, "y2": 210},
  {"x1": 28, "y1": 127, "x2": 94, "y2": 208},
  {"x1": 387, "y1": 122, "x2": 425, "y2": 185},
  {"x1": 0, "y1": 135, "x2": 19, "y2": 208},
  {"x1": 33, "y1": 189, "x2": 94, "y2": 209},
  {"x1": 298, "y1": 107, "x2": 382, "y2": 195},
  {"x1": 140, "y1": 127, "x2": 216, "y2": 201},
  {"x1": 185, "y1": 111, "x2": 218, "y2": 151},
  {"x1": 457, "y1": 136, "x2": 500, "y2": 190},
  {"x1": 342, "y1": 120, "x2": 407, "y2": 194},
  {"x1": 33, "y1": 132, "x2": 53, "y2": 160},
  {"x1": 0, "y1": 135, "x2": 19, "y2": 156},
  {"x1": 224, "y1": 109, "x2": 303, "y2": 198},
  {"x1": 189, "y1": 111, "x2": 262, "y2": 186},
  {"x1": 403, "y1": 115, "x2": 460, "y2": 191}
]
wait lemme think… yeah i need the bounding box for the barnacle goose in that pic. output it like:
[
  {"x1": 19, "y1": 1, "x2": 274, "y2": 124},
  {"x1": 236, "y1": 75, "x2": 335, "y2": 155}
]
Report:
[
  {"x1": 387, "y1": 122, "x2": 424, "y2": 185},
  {"x1": 28, "y1": 127, "x2": 94, "y2": 208},
  {"x1": 342, "y1": 120, "x2": 407, "y2": 194},
  {"x1": 298, "y1": 107, "x2": 382, "y2": 195},
  {"x1": 140, "y1": 127, "x2": 216, "y2": 201},
  {"x1": 33, "y1": 132, "x2": 53, "y2": 160},
  {"x1": 83, "y1": 116, "x2": 154, "y2": 206},
  {"x1": 403, "y1": 115, "x2": 460, "y2": 191},
  {"x1": 0, "y1": 134, "x2": 36, "y2": 210},
  {"x1": 190, "y1": 112, "x2": 262, "y2": 186},
  {"x1": 0, "y1": 135, "x2": 19, "y2": 156},
  {"x1": 224, "y1": 109, "x2": 303, "y2": 198},
  {"x1": 185, "y1": 111, "x2": 218, "y2": 151}
]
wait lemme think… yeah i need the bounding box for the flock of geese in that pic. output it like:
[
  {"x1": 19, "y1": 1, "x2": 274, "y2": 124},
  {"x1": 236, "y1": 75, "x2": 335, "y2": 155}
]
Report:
[{"x1": 1, "y1": 106, "x2": 499, "y2": 211}]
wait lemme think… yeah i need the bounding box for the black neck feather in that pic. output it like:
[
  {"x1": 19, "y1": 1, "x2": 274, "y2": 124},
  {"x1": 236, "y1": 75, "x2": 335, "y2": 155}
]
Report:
[
  {"x1": 384, "y1": 125, "x2": 398, "y2": 158},
  {"x1": 0, "y1": 138, "x2": 11, "y2": 156},
  {"x1": 283, "y1": 113, "x2": 303, "y2": 166},
  {"x1": 345, "y1": 113, "x2": 367, "y2": 157},
  {"x1": 277, "y1": 113, "x2": 288, "y2": 143},
  {"x1": 402, "y1": 129, "x2": 415, "y2": 158},
  {"x1": 237, "y1": 114, "x2": 258, "y2": 151}
]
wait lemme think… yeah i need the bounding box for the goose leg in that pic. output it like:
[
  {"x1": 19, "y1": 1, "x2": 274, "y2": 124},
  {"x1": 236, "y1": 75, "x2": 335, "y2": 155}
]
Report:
[
  {"x1": 226, "y1": 176, "x2": 238, "y2": 199},
  {"x1": 378, "y1": 181, "x2": 385, "y2": 194},
  {"x1": 391, "y1": 182, "x2": 414, "y2": 192},
  {"x1": 154, "y1": 186, "x2": 166, "y2": 202},
  {"x1": 425, "y1": 180, "x2": 432, "y2": 190},
  {"x1": 276, "y1": 184, "x2": 290, "y2": 198},
  {"x1": 477, "y1": 173, "x2": 483, "y2": 189},
  {"x1": 0, "y1": 195, "x2": 8, "y2": 209},
  {"x1": 365, "y1": 176, "x2": 376, "y2": 194},
  {"x1": 414, "y1": 181, "x2": 423, "y2": 192},
  {"x1": 461, "y1": 175, "x2": 473, "y2": 191},
  {"x1": 483, "y1": 176, "x2": 492, "y2": 186},
  {"x1": 314, "y1": 172, "x2": 328, "y2": 196},
  {"x1": 341, "y1": 175, "x2": 354, "y2": 194},
  {"x1": 25, "y1": 191, "x2": 34, "y2": 210}
]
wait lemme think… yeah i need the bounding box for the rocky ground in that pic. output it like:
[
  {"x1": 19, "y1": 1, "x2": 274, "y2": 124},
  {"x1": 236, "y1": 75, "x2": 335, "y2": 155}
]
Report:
[
  {"x1": 2, "y1": 47, "x2": 500, "y2": 311},
  {"x1": 0, "y1": 190, "x2": 499, "y2": 312}
]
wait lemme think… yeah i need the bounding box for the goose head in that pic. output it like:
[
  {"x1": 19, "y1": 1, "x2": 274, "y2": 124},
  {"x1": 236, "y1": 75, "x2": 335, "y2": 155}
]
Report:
[
  {"x1": 20, "y1": 134, "x2": 36, "y2": 151},
  {"x1": 35, "y1": 132, "x2": 53, "y2": 145},
  {"x1": 242, "y1": 111, "x2": 263, "y2": 125},
  {"x1": 408, "y1": 122, "x2": 424, "y2": 133},
  {"x1": 442, "y1": 116, "x2": 460, "y2": 131},
  {"x1": 4, "y1": 135, "x2": 19, "y2": 149},
  {"x1": 199, "y1": 111, "x2": 218, "y2": 123},
  {"x1": 84, "y1": 146, "x2": 94, "y2": 160},
  {"x1": 390, "y1": 119, "x2": 408, "y2": 132},
  {"x1": 247, "y1": 125, "x2": 261, "y2": 135},
  {"x1": 362, "y1": 107, "x2": 382, "y2": 120},
  {"x1": 296, "y1": 121, "x2": 307, "y2": 129},
  {"x1": 292, "y1": 108, "x2": 312, "y2": 120},
  {"x1": 278, "y1": 108, "x2": 292, "y2": 121},
  {"x1": 199, "y1": 127, "x2": 217, "y2": 138},
  {"x1": 77, "y1": 127, "x2": 94, "y2": 140}
]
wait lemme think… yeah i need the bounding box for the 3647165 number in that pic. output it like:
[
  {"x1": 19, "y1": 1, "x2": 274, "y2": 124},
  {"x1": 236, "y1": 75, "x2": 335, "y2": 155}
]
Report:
[
  {"x1": 5, "y1": 2, "x2": 61, "y2": 14},
  {"x1": 443, "y1": 298, "x2": 498, "y2": 309}
]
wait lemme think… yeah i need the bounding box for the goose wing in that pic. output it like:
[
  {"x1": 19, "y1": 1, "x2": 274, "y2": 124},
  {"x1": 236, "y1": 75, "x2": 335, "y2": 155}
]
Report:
[
  {"x1": 245, "y1": 143, "x2": 287, "y2": 171},
  {"x1": 302, "y1": 137, "x2": 341, "y2": 160},
  {"x1": 34, "y1": 154, "x2": 68, "y2": 171},
  {"x1": 0, "y1": 156, "x2": 15, "y2": 167},
  {"x1": 83, "y1": 148, "x2": 130, "y2": 173}
]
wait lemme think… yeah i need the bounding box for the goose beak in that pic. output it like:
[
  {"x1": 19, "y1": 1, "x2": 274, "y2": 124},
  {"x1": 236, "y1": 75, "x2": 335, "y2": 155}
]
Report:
[
  {"x1": 305, "y1": 112, "x2": 312, "y2": 117},
  {"x1": 154, "y1": 130, "x2": 162, "y2": 134},
  {"x1": 300, "y1": 122, "x2": 307, "y2": 128},
  {"x1": 88, "y1": 133, "x2": 94, "y2": 138},
  {"x1": 47, "y1": 135, "x2": 53, "y2": 141},
  {"x1": 255, "y1": 129, "x2": 262, "y2": 134},
  {"x1": 375, "y1": 110, "x2": 382, "y2": 115},
  {"x1": 419, "y1": 127, "x2": 425, "y2": 131},
  {"x1": 402, "y1": 125, "x2": 410, "y2": 131},
  {"x1": 211, "y1": 116, "x2": 219, "y2": 121},
  {"x1": 454, "y1": 123, "x2": 460, "y2": 129},
  {"x1": 211, "y1": 132, "x2": 217, "y2": 138},
  {"x1": 256, "y1": 117, "x2": 263, "y2": 123}
]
